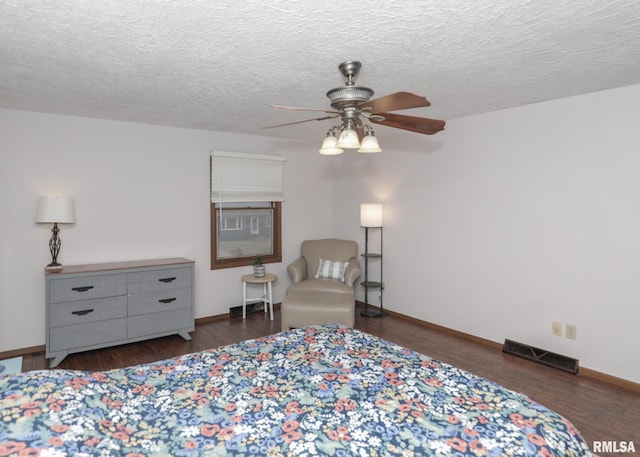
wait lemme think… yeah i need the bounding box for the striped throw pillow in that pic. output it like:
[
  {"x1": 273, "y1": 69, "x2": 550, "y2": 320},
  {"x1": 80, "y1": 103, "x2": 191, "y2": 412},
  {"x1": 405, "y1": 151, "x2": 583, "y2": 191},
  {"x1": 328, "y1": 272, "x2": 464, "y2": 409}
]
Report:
[{"x1": 315, "y1": 259, "x2": 348, "y2": 282}]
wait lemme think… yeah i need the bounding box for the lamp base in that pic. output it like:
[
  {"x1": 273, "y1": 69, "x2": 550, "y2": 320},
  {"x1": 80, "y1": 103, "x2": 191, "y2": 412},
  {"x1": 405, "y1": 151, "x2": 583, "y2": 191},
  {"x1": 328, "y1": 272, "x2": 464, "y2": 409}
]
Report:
[
  {"x1": 47, "y1": 223, "x2": 63, "y2": 270},
  {"x1": 360, "y1": 308, "x2": 388, "y2": 318}
]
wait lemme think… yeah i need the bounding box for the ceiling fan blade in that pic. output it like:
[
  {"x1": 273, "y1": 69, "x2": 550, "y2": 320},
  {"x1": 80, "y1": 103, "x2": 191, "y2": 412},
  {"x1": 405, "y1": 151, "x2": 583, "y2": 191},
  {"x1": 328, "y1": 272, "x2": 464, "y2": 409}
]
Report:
[
  {"x1": 270, "y1": 104, "x2": 339, "y2": 114},
  {"x1": 359, "y1": 91, "x2": 431, "y2": 113},
  {"x1": 263, "y1": 114, "x2": 338, "y2": 129},
  {"x1": 370, "y1": 112, "x2": 445, "y2": 135}
]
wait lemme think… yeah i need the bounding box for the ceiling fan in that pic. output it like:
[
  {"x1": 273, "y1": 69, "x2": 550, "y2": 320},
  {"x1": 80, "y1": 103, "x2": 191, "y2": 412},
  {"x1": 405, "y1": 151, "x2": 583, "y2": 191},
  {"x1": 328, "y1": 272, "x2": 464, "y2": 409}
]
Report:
[{"x1": 265, "y1": 61, "x2": 445, "y2": 154}]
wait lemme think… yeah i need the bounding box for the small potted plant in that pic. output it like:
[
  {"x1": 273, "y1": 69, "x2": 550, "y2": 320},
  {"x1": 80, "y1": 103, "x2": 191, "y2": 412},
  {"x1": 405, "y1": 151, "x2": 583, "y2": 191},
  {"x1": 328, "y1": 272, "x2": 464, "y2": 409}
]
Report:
[{"x1": 253, "y1": 254, "x2": 265, "y2": 277}]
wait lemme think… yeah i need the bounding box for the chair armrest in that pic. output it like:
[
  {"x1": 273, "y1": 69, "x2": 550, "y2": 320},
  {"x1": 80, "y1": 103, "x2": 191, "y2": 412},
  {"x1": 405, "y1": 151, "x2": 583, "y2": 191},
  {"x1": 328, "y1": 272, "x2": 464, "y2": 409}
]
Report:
[
  {"x1": 287, "y1": 257, "x2": 307, "y2": 284},
  {"x1": 344, "y1": 257, "x2": 361, "y2": 287}
]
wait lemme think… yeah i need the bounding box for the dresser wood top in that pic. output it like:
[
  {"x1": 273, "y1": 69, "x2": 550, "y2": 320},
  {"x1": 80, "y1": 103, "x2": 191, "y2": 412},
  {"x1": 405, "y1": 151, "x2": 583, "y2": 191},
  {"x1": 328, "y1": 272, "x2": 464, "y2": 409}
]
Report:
[{"x1": 45, "y1": 258, "x2": 194, "y2": 276}]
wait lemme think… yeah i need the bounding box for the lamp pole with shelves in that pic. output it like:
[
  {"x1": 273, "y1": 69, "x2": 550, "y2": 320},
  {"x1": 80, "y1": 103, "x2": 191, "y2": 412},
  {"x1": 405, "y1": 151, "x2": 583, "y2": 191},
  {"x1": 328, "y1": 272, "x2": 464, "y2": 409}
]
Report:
[{"x1": 360, "y1": 203, "x2": 386, "y2": 317}]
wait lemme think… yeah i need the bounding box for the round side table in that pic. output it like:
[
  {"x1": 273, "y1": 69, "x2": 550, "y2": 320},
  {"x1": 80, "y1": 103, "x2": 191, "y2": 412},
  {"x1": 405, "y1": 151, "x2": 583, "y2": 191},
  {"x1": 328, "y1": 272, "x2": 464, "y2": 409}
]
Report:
[{"x1": 241, "y1": 273, "x2": 277, "y2": 320}]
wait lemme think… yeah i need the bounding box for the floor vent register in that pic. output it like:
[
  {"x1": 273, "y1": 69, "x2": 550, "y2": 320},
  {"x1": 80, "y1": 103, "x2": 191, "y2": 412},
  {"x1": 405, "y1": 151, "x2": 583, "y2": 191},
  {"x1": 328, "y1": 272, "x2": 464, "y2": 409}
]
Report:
[
  {"x1": 502, "y1": 339, "x2": 579, "y2": 374},
  {"x1": 229, "y1": 302, "x2": 264, "y2": 318}
]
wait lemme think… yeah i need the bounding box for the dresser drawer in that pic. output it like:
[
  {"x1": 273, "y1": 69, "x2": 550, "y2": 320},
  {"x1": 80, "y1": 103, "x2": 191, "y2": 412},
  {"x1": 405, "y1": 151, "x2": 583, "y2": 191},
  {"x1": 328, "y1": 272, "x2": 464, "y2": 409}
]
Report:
[
  {"x1": 49, "y1": 274, "x2": 127, "y2": 303},
  {"x1": 49, "y1": 296, "x2": 127, "y2": 328},
  {"x1": 128, "y1": 287, "x2": 192, "y2": 316},
  {"x1": 128, "y1": 267, "x2": 192, "y2": 293},
  {"x1": 128, "y1": 308, "x2": 193, "y2": 339},
  {"x1": 49, "y1": 318, "x2": 127, "y2": 352}
]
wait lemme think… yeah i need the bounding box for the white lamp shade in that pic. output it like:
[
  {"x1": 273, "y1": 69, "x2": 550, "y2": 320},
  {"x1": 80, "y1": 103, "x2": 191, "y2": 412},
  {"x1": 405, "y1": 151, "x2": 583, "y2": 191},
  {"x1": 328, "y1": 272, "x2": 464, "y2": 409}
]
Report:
[
  {"x1": 357, "y1": 134, "x2": 382, "y2": 153},
  {"x1": 319, "y1": 135, "x2": 344, "y2": 155},
  {"x1": 337, "y1": 128, "x2": 361, "y2": 149},
  {"x1": 35, "y1": 196, "x2": 76, "y2": 224},
  {"x1": 360, "y1": 203, "x2": 383, "y2": 227}
]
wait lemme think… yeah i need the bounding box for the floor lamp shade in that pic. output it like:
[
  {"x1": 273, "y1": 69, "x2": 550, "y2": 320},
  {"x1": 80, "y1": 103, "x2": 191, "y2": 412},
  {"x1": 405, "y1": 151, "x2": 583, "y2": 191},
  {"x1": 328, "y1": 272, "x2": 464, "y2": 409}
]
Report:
[{"x1": 360, "y1": 204, "x2": 383, "y2": 228}]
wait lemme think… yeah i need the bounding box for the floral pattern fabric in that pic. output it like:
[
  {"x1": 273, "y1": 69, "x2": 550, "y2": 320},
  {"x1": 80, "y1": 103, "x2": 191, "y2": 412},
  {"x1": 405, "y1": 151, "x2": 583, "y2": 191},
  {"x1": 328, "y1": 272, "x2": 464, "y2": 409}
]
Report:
[{"x1": 0, "y1": 325, "x2": 592, "y2": 456}]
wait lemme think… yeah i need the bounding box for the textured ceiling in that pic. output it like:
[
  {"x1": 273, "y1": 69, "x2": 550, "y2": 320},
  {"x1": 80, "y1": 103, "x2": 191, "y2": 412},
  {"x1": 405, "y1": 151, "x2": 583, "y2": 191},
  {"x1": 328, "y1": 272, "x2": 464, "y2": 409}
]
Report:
[{"x1": 1, "y1": 0, "x2": 639, "y2": 141}]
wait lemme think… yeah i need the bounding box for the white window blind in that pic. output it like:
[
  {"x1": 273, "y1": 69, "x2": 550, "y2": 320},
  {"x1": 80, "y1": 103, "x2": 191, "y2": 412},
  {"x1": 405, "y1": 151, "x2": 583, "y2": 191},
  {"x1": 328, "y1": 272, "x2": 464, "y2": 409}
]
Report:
[{"x1": 210, "y1": 151, "x2": 286, "y2": 203}]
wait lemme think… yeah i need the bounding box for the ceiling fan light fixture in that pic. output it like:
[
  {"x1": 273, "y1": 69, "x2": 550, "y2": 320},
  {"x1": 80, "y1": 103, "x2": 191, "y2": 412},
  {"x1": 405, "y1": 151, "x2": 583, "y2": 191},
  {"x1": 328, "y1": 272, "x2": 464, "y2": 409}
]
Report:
[
  {"x1": 358, "y1": 126, "x2": 382, "y2": 153},
  {"x1": 337, "y1": 129, "x2": 360, "y2": 149},
  {"x1": 337, "y1": 121, "x2": 360, "y2": 149},
  {"x1": 358, "y1": 135, "x2": 381, "y2": 153},
  {"x1": 319, "y1": 129, "x2": 344, "y2": 155},
  {"x1": 269, "y1": 62, "x2": 445, "y2": 155}
]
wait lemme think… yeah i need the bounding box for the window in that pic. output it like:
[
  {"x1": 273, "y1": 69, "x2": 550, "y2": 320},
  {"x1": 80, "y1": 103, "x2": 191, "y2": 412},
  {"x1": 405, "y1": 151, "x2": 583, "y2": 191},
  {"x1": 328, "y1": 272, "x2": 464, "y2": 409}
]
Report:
[
  {"x1": 211, "y1": 202, "x2": 281, "y2": 268},
  {"x1": 250, "y1": 216, "x2": 259, "y2": 235},
  {"x1": 221, "y1": 216, "x2": 243, "y2": 231},
  {"x1": 210, "y1": 151, "x2": 285, "y2": 269}
]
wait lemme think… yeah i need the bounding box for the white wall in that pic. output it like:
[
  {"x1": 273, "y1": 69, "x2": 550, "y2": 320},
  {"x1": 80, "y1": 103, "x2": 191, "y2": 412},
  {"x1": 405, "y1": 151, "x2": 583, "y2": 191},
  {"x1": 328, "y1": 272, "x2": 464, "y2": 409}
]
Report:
[
  {"x1": 332, "y1": 84, "x2": 640, "y2": 384},
  {"x1": 0, "y1": 109, "x2": 333, "y2": 352}
]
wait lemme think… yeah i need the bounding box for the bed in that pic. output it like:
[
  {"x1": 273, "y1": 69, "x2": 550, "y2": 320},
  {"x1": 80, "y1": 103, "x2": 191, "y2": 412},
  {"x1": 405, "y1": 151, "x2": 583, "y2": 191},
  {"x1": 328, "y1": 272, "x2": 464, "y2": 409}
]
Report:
[{"x1": 0, "y1": 325, "x2": 593, "y2": 456}]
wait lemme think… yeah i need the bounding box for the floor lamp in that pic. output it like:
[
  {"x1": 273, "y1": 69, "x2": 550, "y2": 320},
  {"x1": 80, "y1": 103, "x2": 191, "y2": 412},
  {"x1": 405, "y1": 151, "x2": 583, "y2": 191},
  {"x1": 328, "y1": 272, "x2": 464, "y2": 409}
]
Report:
[{"x1": 360, "y1": 203, "x2": 386, "y2": 317}]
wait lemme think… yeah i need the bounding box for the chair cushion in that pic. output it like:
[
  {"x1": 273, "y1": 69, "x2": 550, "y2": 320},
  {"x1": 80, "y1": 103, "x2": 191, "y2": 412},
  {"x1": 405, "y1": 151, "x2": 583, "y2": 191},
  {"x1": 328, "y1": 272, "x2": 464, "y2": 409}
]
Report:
[
  {"x1": 287, "y1": 278, "x2": 353, "y2": 295},
  {"x1": 281, "y1": 291, "x2": 355, "y2": 331}
]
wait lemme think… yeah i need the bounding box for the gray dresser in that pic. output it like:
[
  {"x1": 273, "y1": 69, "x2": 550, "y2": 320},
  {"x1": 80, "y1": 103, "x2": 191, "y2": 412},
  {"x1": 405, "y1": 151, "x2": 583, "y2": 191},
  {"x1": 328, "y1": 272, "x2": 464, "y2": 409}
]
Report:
[{"x1": 45, "y1": 258, "x2": 195, "y2": 367}]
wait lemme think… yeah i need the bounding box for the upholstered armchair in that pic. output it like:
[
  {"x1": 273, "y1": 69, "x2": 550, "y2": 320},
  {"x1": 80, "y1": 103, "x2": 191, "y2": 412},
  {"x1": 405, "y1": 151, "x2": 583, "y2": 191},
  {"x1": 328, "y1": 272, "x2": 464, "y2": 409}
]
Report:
[
  {"x1": 287, "y1": 239, "x2": 361, "y2": 294},
  {"x1": 281, "y1": 239, "x2": 361, "y2": 331}
]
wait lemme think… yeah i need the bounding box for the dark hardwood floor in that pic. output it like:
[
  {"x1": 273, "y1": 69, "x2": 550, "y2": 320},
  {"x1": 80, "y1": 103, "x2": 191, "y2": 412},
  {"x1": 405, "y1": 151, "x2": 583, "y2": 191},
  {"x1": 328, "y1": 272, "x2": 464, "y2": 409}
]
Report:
[{"x1": 21, "y1": 307, "x2": 639, "y2": 456}]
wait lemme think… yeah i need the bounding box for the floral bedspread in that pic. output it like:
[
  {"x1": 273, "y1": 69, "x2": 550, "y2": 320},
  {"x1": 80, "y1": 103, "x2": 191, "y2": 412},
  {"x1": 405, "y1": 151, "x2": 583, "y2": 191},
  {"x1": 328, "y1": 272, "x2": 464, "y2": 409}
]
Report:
[{"x1": 1, "y1": 325, "x2": 592, "y2": 456}]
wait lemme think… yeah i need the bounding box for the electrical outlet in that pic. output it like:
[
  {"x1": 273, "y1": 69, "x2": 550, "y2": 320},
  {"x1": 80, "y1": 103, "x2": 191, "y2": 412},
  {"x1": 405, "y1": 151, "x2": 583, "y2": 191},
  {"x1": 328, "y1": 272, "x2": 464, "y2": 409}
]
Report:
[
  {"x1": 566, "y1": 324, "x2": 577, "y2": 340},
  {"x1": 552, "y1": 321, "x2": 563, "y2": 336}
]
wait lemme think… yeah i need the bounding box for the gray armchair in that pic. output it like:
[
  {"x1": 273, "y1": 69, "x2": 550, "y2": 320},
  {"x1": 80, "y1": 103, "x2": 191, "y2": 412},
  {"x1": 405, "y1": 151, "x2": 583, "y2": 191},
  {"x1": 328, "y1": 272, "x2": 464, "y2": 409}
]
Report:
[{"x1": 281, "y1": 239, "x2": 361, "y2": 331}]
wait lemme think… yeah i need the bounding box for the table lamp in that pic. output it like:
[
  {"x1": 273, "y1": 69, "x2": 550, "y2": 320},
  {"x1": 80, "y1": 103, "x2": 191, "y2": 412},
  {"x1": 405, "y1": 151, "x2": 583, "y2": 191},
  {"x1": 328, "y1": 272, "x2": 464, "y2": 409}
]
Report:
[{"x1": 35, "y1": 196, "x2": 76, "y2": 269}]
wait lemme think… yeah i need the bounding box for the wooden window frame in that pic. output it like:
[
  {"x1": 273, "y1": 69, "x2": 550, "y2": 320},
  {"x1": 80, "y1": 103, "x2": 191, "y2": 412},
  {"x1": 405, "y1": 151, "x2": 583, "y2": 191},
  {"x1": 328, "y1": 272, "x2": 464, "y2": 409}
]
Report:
[{"x1": 210, "y1": 201, "x2": 282, "y2": 270}]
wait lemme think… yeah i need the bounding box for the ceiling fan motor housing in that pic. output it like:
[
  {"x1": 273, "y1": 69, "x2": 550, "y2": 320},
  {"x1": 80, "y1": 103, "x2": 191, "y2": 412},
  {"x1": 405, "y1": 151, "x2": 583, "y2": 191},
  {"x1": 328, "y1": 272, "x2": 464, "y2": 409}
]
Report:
[
  {"x1": 326, "y1": 86, "x2": 374, "y2": 111},
  {"x1": 326, "y1": 60, "x2": 374, "y2": 112}
]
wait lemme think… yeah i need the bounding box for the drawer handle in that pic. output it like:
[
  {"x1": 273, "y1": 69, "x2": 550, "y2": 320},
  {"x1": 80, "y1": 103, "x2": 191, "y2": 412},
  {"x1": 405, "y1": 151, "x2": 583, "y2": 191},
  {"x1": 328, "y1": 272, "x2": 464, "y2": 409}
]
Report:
[
  {"x1": 158, "y1": 277, "x2": 177, "y2": 283},
  {"x1": 159, "y1": 297, "x2": 177, "y2": 304},
  {"x1": 71, "y1": 286, "x2": 94, "y2": 293},
  {"x1": 71, "y1": 309, "x2": 94, "y2": 316}
]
